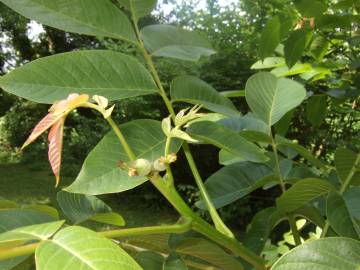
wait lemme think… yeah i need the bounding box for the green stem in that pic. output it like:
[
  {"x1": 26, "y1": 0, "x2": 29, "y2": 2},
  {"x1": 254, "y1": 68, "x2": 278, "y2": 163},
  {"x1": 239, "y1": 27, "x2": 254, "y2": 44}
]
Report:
[
  {"x1": 0, "y1": 222, "x2": 192, "y2": 261},
  {"x1": 149, "y1": 175, "x2": 266, "y2": 270},
  {"x1": 106, "y1": 117, "x2": 136, "y2": 161},
  {"x1": 271, "y1": 136, "x2": 301, "y2": 246},
  {"x1": 81, "y1": 103, "x2": 136, "y2": 161},
  {"x1": 132, "y1": 17, "x2": 233, "y2": 238},
  {"x1": 182, "y1": 143, "x2": 234, "y2": 238},
  {"x1": 164, "y1": 136, "x2": 175, "y2": 186},
  {"x1": 99, "y1": 220, "x2": 192, "y2": 239},
  {"x1": 321, "y1": 153, "x2": 360, "y2": 237}
]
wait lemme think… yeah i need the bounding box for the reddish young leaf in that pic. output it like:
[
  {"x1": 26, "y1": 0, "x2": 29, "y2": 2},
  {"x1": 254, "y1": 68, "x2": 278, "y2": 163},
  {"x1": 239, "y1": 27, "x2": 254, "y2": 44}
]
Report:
[
  {"x1": 21, "y1": 113, "x2": 61, "y2": 150},
  {"x1": 48, "y1": 119, "x2": 65, "y2": 187}
]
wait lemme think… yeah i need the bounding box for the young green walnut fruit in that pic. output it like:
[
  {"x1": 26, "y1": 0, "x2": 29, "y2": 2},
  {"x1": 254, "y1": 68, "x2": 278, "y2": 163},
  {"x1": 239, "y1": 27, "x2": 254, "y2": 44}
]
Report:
[{"x1": 129, "y1": 159, "x2": 152, "y2": 177}]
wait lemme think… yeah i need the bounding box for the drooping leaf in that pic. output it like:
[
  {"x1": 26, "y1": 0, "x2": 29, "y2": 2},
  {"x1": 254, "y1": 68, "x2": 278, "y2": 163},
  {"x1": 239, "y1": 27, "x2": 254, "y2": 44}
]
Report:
[
  {"x1": 135, "y1": 251, "x2": 164, "y2": 270},
  {"x1": 245, "y1": 72, "x2": 306, "y2": 126},
  {"x1": 271, "y1": 237, "x2": 360, "y2": 270},
  {"x1": 277, "y1": 178, "x2": 336, "y2": 213},
  {"x1": 326, "y1": 192, "x2": 360, "y2": 238},
  {"x1": 170, "y1": 76, "x2": 239, "y2": 116},
  {"x1": 0, "y1": 0, "x2": 136, "y2": 42},
  {"x1": 196, "y1": 162, "x2": 275, "y2": 209},
  {"x1": 335, "y1": 148, "x2": 360, "y2": 185},
  {"x1": 244, "y1": 207, "x2": 286, "y2": 254},
  {"x1": 0, "y1": 50, "x2": 158, "y2": 104},
  {"x1": 258, "y1": 16, "x2": 282, "y2": 60},
  {"x1": 276, "y1": 135, "x2": 326, "y2": 168},
  {"x1": 57, "y1": 191, "x2": 124, "y2": 226},
  {"x1": 284, "y1": 29, "x2": 312, "y2": 68},
  {"x1": 140, "y1": 24, "x2": 215, "y2": 61},
  {"x1": 306, "y1": 95, "x2": 327, "y2": 127},
  {"x1": 187, "y1": 121, "x2": 268, "y2": 163},
  {"x1": 66, "y1": 119, "x2": 182, "y2": 195},
  {"x1": 118, "y1": 0, "x2": 157, "y2": 19},
  {"x1": 35, "y1": 226, "x2": 141, "y2": 270},
  {"x1": 175, "y1": 238, "x2": 244, "y2": 270},
  {"x1": 294, "y1": 0, "x2": 327, "y2": 17},
  {"x1": 0, "y1": 221, "x2": 64, "y2": 248}
]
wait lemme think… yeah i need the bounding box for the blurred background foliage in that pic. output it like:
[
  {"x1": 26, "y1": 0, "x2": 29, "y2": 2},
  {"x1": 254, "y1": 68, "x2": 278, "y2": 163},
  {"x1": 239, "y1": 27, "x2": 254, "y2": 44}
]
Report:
[{"x1": 0, "y1": 0, "x2": 359, "y2": 231}]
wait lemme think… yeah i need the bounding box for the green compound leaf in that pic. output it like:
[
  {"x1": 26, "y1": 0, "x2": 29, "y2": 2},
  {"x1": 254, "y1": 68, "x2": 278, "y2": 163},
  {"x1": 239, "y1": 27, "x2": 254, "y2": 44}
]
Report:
[
  {"x1": 271, "y1": 237, "x2": 360, "y2": 270},
  {"x1": 170, "y1": 75, "x2": 239, "y2": 117},
  {"x1": 0, "y1": 0, "x2": 136, "y2": 42},
  {"x1": 187, "y1": 121, "x2": 268, "y2": 163},
  {"x1": 66, "y1": 119, "x2": 182, "y2": 195},
  {"x1": 141, "y1": 24, "x2": 215, "y2": 61},
  {"x1": 277, "y1": 178, "x2": 336, "y2": 213},
  {"x1": 245, "y1": 72, "x2": 306, "y2": 127},
  {"x1": 35, "y1": 226, "x2": 141, "y2": 270},
  {"x1": 57, "y1": 191, "x2": 124, "y2": 226},
  {"x1": 0, "y1": 50, "x2": 158, "y2": 104}
]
